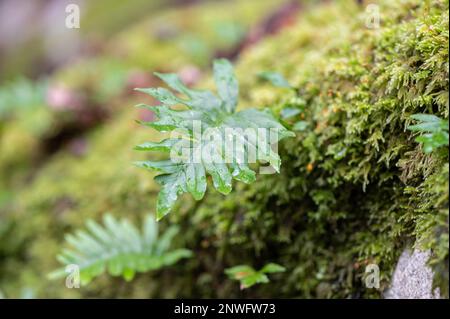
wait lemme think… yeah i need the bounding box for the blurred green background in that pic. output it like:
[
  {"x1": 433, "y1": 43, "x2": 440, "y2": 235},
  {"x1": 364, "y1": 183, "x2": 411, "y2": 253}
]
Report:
[{"x1": 0, "y1": 0, "x2": 300, "y2": 298}]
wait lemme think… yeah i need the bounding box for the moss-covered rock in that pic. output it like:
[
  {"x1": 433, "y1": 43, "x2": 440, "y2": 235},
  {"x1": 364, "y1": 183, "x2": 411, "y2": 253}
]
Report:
[
  {"x1": 201, "y1": 0, "x2": 449, "y2": 297},
  {"x1": 1, "y1": 0, "x2": 447, "y2": 298}
]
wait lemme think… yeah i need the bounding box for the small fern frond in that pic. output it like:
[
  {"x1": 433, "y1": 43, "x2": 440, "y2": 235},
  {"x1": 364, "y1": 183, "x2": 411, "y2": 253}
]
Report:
[{"x1": 48, "y1": 214, "x2": 192, "y2": 285}]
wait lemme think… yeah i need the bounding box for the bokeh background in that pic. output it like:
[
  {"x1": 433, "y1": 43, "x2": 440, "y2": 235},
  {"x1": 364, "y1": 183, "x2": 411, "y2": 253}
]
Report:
[{"x1": 0, "y1": 0, "x2": 303, "y2": 298}]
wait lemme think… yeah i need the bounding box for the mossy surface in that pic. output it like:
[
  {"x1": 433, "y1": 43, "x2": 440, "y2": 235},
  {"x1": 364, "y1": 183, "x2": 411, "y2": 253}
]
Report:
[{"x1": 0, "y1": 0, "x2": 448, "y2": 298}]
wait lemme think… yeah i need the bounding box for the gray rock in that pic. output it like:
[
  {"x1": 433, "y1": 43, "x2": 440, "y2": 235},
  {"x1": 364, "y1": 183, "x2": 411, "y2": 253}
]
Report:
[{"x1": 385, "y1": 249, "x2": 440, "y2": 299}]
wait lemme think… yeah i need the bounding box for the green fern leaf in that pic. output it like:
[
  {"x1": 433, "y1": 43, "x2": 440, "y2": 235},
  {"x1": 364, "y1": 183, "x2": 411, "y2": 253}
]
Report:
[
  {"x1": 407, "y1": 113, "x2": 449, "y2": 153},
  {"x1": 134, "y1": 59, "x2": 294, "y2": 220},
  {"x1": 48, "y1": 214, "x2": 192, "y2": 285},
  {"x1": 225, "y1": 263, "x2": 285, "y2": 289}
]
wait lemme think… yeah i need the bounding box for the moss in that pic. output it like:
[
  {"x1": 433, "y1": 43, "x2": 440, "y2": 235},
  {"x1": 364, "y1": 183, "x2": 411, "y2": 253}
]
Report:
[
  {"x1": 1, "y1": 0, "x2": 448, "y2": 298},
  {"x1": 174, "y1": 0, "x2": 448, "y2": 298},
  {"x1": 212, "y1": 0, "x2": 449, "y2": 297}
]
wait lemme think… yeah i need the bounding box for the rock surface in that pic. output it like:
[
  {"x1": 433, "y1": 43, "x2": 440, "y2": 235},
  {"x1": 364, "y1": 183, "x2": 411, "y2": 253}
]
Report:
[{"x1": 385, "y1": 249, "x2": 440, "y2": 299}]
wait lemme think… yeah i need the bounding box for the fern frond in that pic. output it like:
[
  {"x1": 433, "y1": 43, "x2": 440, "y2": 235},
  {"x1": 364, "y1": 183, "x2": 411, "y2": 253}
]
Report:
[{"x1": 48, "y1": 214, "x2": 192, "y2": 285}]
